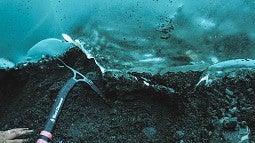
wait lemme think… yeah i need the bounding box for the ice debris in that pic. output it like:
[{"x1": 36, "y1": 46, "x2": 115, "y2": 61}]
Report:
[
  {"x1": 26, "y1": 38, "x2": 72, "y2": 62},
  {"x1": 197, "y1": 59, "x2": 255, "y2": 86},
  {"x1": 0, "y1": 58, "x2": 15, "y2": 69}
]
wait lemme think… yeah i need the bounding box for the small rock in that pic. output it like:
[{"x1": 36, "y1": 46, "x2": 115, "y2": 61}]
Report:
[
  {"x1": 222, "y1": 125, "x2": 250, "y2": 143},
  {"x1": 200, "y1": 127, "x2": 210, "y2": 139},
  {"x1": 222, "y1": 130, "x2": 239, "y2": 142},
  {"x1": 225, "y1": 88, "x2": 234, "y2": 96},
  {"x1": 229, "y1": 107, "x2": 237, "y2": 115},
  {"x1": 247, "y1": 88, "x2": 254, "y2": 95},
  {"x1": 247, "y1": 88, "x2": 253, "y2": 92},
  {"x1": 152, "y1": 84, "x2": 175, "y2": 95},
  {"x1": 142, "y1": 127, "x2": 157, "y2": 139},
  {"x1": 110, "y1": 109, "x2": 117, "y2": 115},
  {"x1": 239, "y1": 127, "x2": 250, "y2": 143},
  {"x1": 173, "y1": 130, "x2": 185, "y2": 141},
  {"x1": 240, "y1": 121, "x2": 247, "y2": 128},
  {"x1": 222, "y1": 117, "x2": 238, "y2": 130}
]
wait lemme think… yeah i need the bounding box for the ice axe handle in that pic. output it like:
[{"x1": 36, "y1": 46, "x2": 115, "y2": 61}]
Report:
[{"x1": 36, "y1": 78, "x2": 76, "y2": 143}]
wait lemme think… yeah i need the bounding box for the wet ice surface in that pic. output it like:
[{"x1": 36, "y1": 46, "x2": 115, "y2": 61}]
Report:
[
  {"x1": 75, "y1": 30, "x2": 255, "y2": 75},
  {"x1": 1, "y1": 0, "x2": 255, "y2": 75},
  {"x1": 67, "y1": 0, "x2": 255, "y2": 74},
  {"x1": 197, "y1": 59, "x2": 255, "y2": 86}
]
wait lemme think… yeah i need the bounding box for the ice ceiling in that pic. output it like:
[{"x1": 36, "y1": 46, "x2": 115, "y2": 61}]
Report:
[{"x1": 0, "y1": 0, "x2": 255, "y2": 73}]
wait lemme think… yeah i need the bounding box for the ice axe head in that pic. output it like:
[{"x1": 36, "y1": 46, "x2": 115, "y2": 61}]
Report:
[{"x1": 57, "y1": 58, "x2": 105, "y2": 98}]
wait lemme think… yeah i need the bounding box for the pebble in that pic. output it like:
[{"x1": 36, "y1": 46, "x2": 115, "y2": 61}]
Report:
[
  {"x1": 222, "y1": 117, "x2": 238, "y2": 130},
  {"x1": 142, "y1": 127, "x2": 157, "y2": 139},
  {"x1": 225, "y1": 88, "x2": 234, "y2": 96},
  {"x1": 222, "y1": 124, "x2": 250, "y2": 143},
  {"x1": 173, "y1": 130, "x2": 185, "y2": 141}
]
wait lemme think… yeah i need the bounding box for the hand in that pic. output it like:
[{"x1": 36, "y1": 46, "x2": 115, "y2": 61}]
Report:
[{"x1": 0, "y1": 128, "x2": 33, "y2": 143}]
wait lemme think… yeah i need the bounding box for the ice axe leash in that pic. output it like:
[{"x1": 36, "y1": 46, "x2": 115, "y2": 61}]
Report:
[{"x1": 36, "y1": 59, "x2": 104, "y2": 143}]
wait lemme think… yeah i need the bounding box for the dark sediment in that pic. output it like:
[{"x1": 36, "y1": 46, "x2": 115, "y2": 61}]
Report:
[{"x1": 0, "y1": 48, "x2": 254, "y2": 142}]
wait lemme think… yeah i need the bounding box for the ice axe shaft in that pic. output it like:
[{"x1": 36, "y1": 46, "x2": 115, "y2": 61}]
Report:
[
  {"x1": 36, "y1": 60, "x2": 104, "y2": 143},
  {"x1": 36, "y1": 78, "x2": 76, "y2": 143}
]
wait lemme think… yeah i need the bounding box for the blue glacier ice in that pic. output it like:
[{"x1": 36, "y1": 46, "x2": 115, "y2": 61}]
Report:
[{"x1": 0, "y1": 0, "x2": 254, "y2": 73}]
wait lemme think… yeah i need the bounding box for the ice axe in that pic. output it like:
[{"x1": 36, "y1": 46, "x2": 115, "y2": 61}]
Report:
[{"x1": 36, "y1": 59, "x2": 104, "y2": 143}]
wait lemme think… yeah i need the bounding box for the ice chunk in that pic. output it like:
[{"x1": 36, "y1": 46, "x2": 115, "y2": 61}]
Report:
[
  {"x1": 26, "y1": 38, "x2": 72, "y2": 62},
  {"x1": 0, "y1": 58, "x2": 15, "y2": 69},
  {"x1": 197, "y1": 59, "x2": 255, "y2": 86}
]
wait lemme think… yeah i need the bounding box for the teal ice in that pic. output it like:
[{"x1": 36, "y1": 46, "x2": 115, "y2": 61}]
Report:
[{"x1": 0, "y1": 0, "x2": 254, "y2": 73}]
